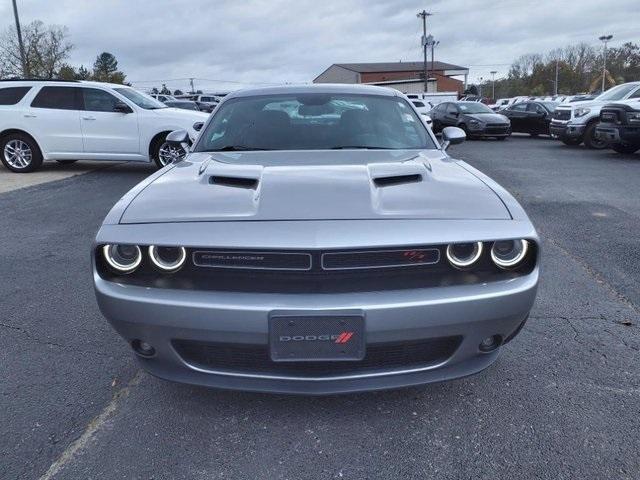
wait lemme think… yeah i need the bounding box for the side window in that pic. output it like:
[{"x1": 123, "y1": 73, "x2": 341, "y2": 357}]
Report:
[
  {"x1": 412, "y1": 101, "x2": 425, "y2": 107},
  {"x1": 510, "y1": 103, "x2": 528, "y2": 112},
  {"x1": 31, "y1": 86, "x2": 81, "y2": 110},
  {"x1": 0, "y1": 86, "x2": 31, "y2": 105},
  {"x1": 446, "y1": 104, "x2": 458, "y2": 115},
  {"x1": 82, "y1": 88, "x2": 120, "y2": 112},
  {"x1": 628, "y1": 88, "x2": 640, "y2": 99}
]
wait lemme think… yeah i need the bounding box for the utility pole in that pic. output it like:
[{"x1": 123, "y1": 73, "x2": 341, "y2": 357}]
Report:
[
  {"x1": 416, "y1": 10, "x2": 432, "y2": 93},
  {"x1": 554, "y1": 59, "x2": 559, "y2": 95},
  {"x1": 478, "y1": 77, "x2": 483, "y2": 98},
  {"x1": 490, "y1": 70, "x2": 497, "y2": 100},
  {"x1": 189, "y1": 77, "x2": 195, "y2": 94},
  {"x1": 598, "y1": 34, "x2": 613, "y2": 93},
  {"x1": 11, "y1": 0, "x2": 28, "y2": 78},
  {"x1": 430, "y1": 38, "x2": 440, "y2": 92}
]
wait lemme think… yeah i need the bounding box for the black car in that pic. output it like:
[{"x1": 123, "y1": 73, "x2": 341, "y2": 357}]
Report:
[
  {"x1": 595, "y1": 103, "x2": 640, "y2": 154},
  {"x1": 430, "y1": 101, "x2": 511, "y2": 140},
  {"x1": 164, "y1": 100, "x2": 201, "y2": 111},
  {"x1": 501, "y1": 101, "x2": 558, "y2": 136}
]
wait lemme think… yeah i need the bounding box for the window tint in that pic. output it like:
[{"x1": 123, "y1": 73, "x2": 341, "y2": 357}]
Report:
[
  {"x1": 510, "y1": 103, "x2": 528, "y2": 112},
  {"x1": 31, "y1": 86, "x2": 81, "y2": 110},
  {"x1": 82, "y1": 88, "x2": 120, "y2": 112},
  {"x1": 412, "y1": 101, "x2": 425, "y2": 107},
  {"x1": 195, "y1": 93, "x2": 436, "y2": 152},
  {"x1": 446, "y1": 104, "x2": 458, "y2": 114},
  {"x1": 629, "y1": 88, "x2": 640, "y2": 99},
  {"x1": 0, "y1": 86, "x2": 31, "y2": 105}
]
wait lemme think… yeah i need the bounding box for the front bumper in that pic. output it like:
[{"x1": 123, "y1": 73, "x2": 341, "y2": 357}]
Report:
[
  {"x1": 595, "y1": 124, "x2": 640, "y2": 144},
  {"x1": 95, "y1": 269, "x2": 538, "y2": 394},
  {"x1": 550, "y1": 122, "x2": 585, "y2": 139},
  {"x1": 468, "y1": 125, "x2": 511, "y2": 138}
]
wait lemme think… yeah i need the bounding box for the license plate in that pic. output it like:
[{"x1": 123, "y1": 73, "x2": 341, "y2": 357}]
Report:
[{"x1": 269, "y1": 315, "x2": 365, "y2": 362}]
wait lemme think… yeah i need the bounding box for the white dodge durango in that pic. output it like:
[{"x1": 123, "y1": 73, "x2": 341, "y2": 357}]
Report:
[{"x1": 0, "y1": 80, "x2": 208, "y2": 172}]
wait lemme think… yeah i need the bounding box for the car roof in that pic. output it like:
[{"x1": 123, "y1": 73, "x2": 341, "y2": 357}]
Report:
[
  {"x1": 226, "y1": 83, "x2": 399, "y2": 100},
  {"x1": 0, "y1": 79, "x2": 131, "y2": 90}
]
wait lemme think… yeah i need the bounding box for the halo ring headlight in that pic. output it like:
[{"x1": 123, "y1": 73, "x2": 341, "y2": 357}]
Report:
[
  {"x1": 491, "y1": 239, "x2": 529, "y2": 269},
  {"x1": 148, "y1": 245, "x2": 187, "y2": 272},
  {"x1": 446, "y1": 242, "x2": 483, "y2": 268},
  {"x1": 102, "y1": 244, "x2": 142, "y2": 273}
]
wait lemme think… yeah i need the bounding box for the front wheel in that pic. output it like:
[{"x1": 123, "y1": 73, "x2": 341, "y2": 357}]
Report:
[
  {"x1": 583, "y1": 123, "x2": 607, "y2": 149},
  {"x1": 153, "y1": 140, "x2": 186, "y2": 168},
  {"x1": 610, "y1": 143, "x2": 639, "y2": 154},
  {"x1": 0, "y1": 133, "x2": 43, "y2": 172}
]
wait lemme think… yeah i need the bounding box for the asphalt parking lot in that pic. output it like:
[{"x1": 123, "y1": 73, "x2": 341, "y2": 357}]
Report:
[{"x1": 1, "y1": 137, "x2": 639, "y2": 480}]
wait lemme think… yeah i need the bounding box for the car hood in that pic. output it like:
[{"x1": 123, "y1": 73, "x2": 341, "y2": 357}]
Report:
[
  {"x1": 119, "y1": 150, "x2": 511, "y2": 224},
  {"x1": 154, "y1": 107, "x2": 209, "y2": 121},
  {"x1": 464, "y1": 113, "x2": 509, "y2": 123}
]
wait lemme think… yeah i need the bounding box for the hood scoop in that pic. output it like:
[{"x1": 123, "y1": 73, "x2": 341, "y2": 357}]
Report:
[
  {"x1": 209, "y1": 175, "x2": 259, "y2": 189},
  {"x1": 373, "y1": 173, "x2": 422, "y2": 188}
]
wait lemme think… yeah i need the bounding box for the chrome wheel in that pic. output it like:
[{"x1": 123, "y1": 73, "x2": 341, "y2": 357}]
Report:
[
  {"x1": 4, "y1": 139, "x2": 32, "y2": 169},
  {"x1": 157, "y1": 142, "x2": 185, "y2": 166}
]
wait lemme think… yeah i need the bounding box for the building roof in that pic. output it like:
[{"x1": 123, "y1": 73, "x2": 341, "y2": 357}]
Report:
[{"x1": 334, "y1": 61, "x2": 467, "y2": 73}]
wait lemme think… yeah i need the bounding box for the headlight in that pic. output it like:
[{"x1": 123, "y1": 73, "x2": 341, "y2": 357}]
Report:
[
  {"x1": 148, "y1": 245, "x2": 187, "y2": 272},
  {"x1": 446, "y1": 242, "x2": 483, "y2": 268},
  {"x1": 491, "y1": 239, "x2": 529, "y2": 269},
  {"x1": 628, "y1": 112, "x2": 640, "y2": 123},
  {"x1": 574, "y1": 107, "x2": 590, "y2": 118},
  {"x1": 102, "y1": 244, "x2": 142, "y2": 273}
]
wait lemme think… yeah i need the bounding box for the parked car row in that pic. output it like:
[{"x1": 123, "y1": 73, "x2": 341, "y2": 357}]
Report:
[{"x1": 0, "y1": 80, "x2": 208, "y2": 172}]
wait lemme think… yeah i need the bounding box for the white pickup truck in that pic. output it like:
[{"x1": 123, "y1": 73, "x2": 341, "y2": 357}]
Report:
[
  {"x1": 0, "y1": 80, "x2": 208, "y2": 172},
  {"x1": 550, "y1": 82, "x2": 640, "y2": 149}
]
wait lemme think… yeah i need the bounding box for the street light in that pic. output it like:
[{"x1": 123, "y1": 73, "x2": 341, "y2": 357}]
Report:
[
  {"x1": 490, "y1": 71, "x2": 497, "y2": 100},
  {"x1": 598, "y1": 34, "x2": 613, "y2": 93}
]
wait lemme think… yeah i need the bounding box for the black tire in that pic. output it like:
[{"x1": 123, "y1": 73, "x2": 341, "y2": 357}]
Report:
[
  {"x1": 583, "y1": 122, "x2": 608, "y2": 150},
  {"x1": 0, "y1": 132, "x2": 43, "y2": 173},
  {"x1": 561, "y1": 136, "x2": 581, "y2": 146},
  {"x1": 56, "y1": 160, "x2": 78, "y2": 165},
  {"x1": 610, "y1": 143, "x2": 640, "y2": 154},
  {"x1": 152, "y1": 137, "x2": 186, "y2": 169}
]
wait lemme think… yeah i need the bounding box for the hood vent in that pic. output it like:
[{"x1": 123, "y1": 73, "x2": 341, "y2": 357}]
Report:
[
  {"x1": 373, "y1": 174, "x2": 422, "y2": 188},
  {"x1": 209, "y1": 175, "x2": 259, "y2": 189}
]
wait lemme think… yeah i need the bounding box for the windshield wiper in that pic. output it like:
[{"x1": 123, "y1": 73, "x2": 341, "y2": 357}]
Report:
[
  {"x1": 331, "y1": 145, "x2": 390, "y2": 150},
  {"x1": 210, "y1": 145, "x2": 272, "y2": 152}
]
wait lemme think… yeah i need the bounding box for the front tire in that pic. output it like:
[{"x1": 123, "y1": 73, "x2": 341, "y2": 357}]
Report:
[
  {"x1": 0, "y1": 133, "x2": 43, "y2": 173},
  {"x1": 583, "y1": 122, "x2": 607, "y2": 149},
  {"x1": 610, "y1": 143, "x2": 639, "y2": 154},
  {"x1": 152, "y1": 137, "x2": 186, "y2": 169}
]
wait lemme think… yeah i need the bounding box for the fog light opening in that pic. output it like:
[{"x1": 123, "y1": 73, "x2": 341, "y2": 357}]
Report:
[
  {"x1": 131, "y1": 339, "x2": 156, "y2": 357},
  {"x1": 479, "y1": 335, "x2": 503, "y2": 353}
]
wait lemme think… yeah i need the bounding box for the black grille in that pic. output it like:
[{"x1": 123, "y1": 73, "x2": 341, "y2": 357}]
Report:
[
  {"x1": 172, "y1": 337, "x2": 462, "y2": 377},
  {"x1": 322, "y1": 248, "x2": 439, "y2": 270},
  {"x1": 96, "y1": 243, "x2": 538, "y2": 293},
  {"x1": 553, "y1": 110, "x2": 571, "y2": 121},
  {"x1": 484, "y1": 124, "x2": 510, "y2": 134}
]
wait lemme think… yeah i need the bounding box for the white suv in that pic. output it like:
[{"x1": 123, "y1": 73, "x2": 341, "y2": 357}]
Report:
[{"x1": 0, "y1": 80, "x2": 208, "y2": 172}]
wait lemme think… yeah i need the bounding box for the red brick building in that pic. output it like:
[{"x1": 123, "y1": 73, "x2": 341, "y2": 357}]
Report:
[{"x1": 313, "y1": 61, "x2": 469, "y2": 94}]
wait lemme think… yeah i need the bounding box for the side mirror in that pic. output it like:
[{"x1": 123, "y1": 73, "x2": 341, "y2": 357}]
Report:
[
  {"x1": 166, "y1": 129, "x2": 190, "y2": 148},
  {"x1": 441, "y1": 126, "x2": 466, "y2": 150},
  {"x1": 193, "y1": 122, "x2": 204, "y2": 132},
  {"x1": 113, "y1": 101, "x2": 133, "y2": 114}
]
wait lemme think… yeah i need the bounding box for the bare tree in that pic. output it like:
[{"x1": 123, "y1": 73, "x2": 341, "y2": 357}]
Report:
[{"x1": 0, "y1": 20, "x2": 72, "y2": 79}]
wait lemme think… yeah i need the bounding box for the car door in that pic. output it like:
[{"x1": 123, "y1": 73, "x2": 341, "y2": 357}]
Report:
[
  {"x1": 444, "y1": 103, "x2": 460, "y2": 127},
  {"x1": 28, "y1": 86, "x2": 83, "y2": 158},
  {"x1": 504, "y1": 103, "x2": 528, "y2": 132},
  {"x1": 526, "y1": 103, "x2": 549, "y2": 134},
  {"x1": 80, "y1": 87, "x2": 140, "y2": 158}
]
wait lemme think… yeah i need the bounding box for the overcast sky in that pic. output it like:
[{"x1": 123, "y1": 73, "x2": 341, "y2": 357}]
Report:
[{"x1": 2, "y1": 0, "x2": 638, "y2": 92}]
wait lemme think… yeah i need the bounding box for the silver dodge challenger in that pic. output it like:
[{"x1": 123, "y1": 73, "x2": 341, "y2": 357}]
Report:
[{"x1": 93, "y1": 84, "x2": 539, "y2": 394}]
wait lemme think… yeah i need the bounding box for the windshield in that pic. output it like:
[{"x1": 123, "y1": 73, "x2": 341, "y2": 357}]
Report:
[
  {"x1": 114, "y1": 88, "x2": 167, "y2": 109},
  {"x1": 457, "y1": 102, "x2": 494, "y2": 114},
  {"x1": 194, "y1": 93, "x2": 437, "y2": 152},
  {"x1": 541, "y1": 102, "x2": 559, "y2": 111},
  {"x1": 595, "y1": 84, "x2": 639, "y2": 102}
]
